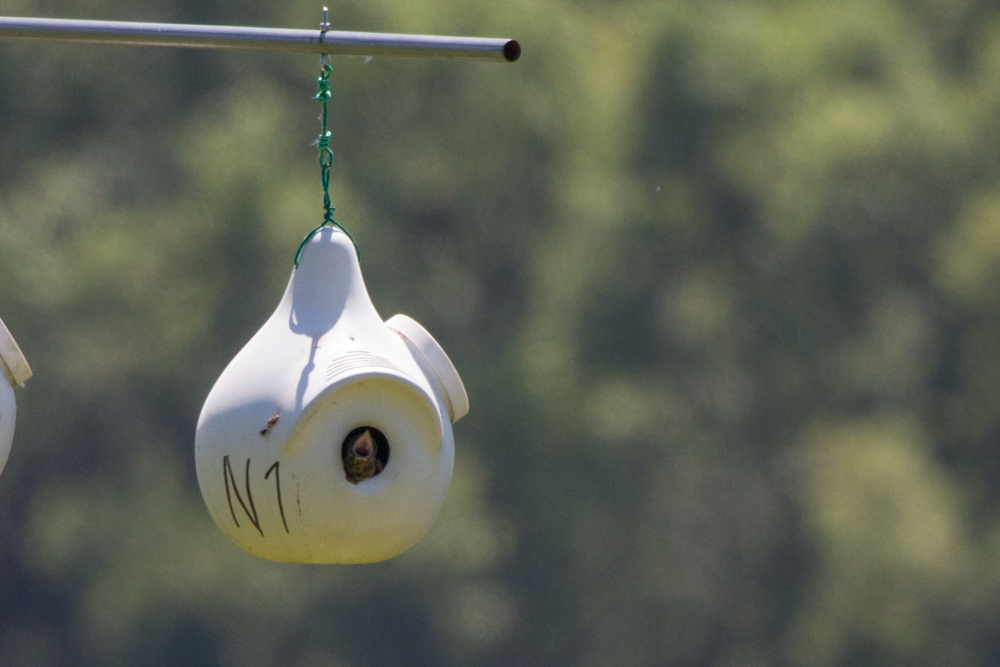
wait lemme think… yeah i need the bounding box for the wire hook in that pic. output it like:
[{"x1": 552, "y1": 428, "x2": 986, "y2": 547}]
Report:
[{"x1": 319, "y1": 6, "x2": 330, "y2": 64}]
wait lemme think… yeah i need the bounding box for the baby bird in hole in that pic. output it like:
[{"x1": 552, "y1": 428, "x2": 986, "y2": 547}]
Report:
[{"x1": 342, "y1": 428, "x2": 385, "y2": 484}]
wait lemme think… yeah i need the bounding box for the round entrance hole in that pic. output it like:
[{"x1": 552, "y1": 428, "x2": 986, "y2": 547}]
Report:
[{"x1": 341, "y1": 426, "x2": 390, "y2": 484}]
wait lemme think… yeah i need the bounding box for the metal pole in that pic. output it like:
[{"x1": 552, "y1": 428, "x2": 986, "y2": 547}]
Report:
[{"x1": 0, "y1": 16, "x2": 520, "y2": 62}]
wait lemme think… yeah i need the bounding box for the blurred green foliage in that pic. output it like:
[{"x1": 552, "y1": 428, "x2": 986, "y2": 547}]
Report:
[{"x1": 3, "y1": 0, "x2": 1000, "y2": 665}]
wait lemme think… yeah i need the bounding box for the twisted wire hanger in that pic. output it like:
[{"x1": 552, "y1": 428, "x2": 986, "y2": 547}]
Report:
[{"x1": 295, "y1": 7, "x2": 360, "y2": 266}]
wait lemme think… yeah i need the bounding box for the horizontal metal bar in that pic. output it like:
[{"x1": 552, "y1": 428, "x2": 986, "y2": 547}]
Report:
[{"x1": 0, "y1": 16, "x2": 520, "y2": 62}]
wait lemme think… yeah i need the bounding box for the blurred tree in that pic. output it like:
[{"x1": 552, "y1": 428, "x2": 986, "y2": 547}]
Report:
[{"x1": 4, "y1": 0, "x2": 1000, "y2": 666}]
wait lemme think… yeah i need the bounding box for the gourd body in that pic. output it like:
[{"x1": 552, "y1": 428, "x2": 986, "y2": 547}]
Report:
[
  {"x1": 0, "y1": 316, "x2": 30, "y2": 480},
  {"x1": 195, "y1": 228, "x2": 464, "y2": 564},
  {"x1": 0, "y1": 377, "x2": 14, "y2": 477}
]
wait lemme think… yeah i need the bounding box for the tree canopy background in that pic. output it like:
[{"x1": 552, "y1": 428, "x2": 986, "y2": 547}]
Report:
[{"x1": 2, "y1": 0, "x2": 1000, "y2": 665}]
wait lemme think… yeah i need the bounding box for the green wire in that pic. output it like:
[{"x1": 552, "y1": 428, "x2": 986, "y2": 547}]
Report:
[{"x1": 295, "y1": 62, "x2": 361, "y2": 267}]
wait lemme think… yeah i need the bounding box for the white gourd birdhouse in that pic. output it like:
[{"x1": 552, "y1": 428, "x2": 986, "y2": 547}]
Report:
[
  {"x1": 0, "y1": 316, "x2": 31, "y2": 479},
  {"x1": 195, "y1": 227, "x2": 468, "y2": 563}
]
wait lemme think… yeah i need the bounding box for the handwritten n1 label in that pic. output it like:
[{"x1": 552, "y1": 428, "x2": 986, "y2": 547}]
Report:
[{"x1": 223, "y1": 456, "x2": 290, "y2": 536}]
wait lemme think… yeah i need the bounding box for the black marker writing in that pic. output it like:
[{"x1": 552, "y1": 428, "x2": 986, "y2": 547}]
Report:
[
  {"x1": 265, "y1": 461, "x2": 290, "y2": 533},
  {"x1": 223, "y1": 455, "x2": 263, "y2": 537}
]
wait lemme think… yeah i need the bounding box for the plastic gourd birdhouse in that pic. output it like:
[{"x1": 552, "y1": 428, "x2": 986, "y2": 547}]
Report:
[
  {"x1": 195, "y1": 227, "x2": 468, "y2": 564},
  {"x1": 0, "y1": 316, "x2": 32, "y2": 479}
]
